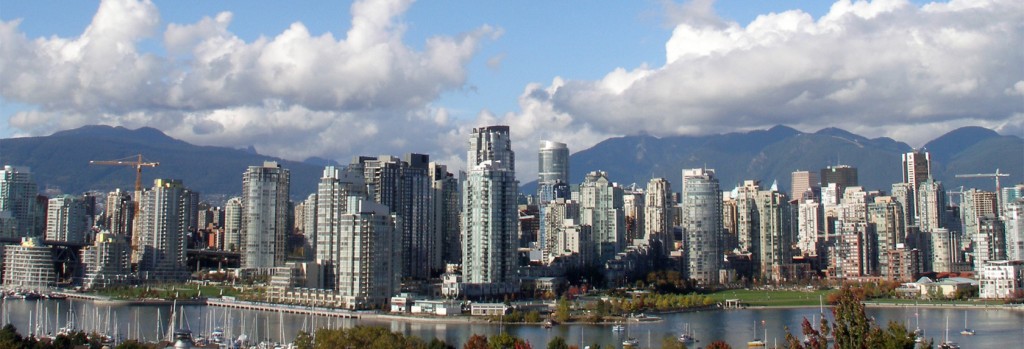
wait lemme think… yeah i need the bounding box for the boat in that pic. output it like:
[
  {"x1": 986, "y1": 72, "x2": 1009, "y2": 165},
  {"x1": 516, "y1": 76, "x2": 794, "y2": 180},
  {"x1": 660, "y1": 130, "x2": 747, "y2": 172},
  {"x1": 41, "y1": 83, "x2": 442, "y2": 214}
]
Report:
[
  {"x1": 612, "y1": 324, "x2": 625, "y2": 332},
  {"x1": 678, "y1": 323, "x2": 697, "y2": 344},
  {"x1": 959, "y1": 310, "x2": 975, "y2": 336},
  {"x1": 940, "y1": 314, "x2": 960, "y2": 349},
  {"x1": 622, "y1": 337, "x2": 639, "y2": 347},
  {"x1": 748, "y1": 320, "x2": 767, "y2": 348}
]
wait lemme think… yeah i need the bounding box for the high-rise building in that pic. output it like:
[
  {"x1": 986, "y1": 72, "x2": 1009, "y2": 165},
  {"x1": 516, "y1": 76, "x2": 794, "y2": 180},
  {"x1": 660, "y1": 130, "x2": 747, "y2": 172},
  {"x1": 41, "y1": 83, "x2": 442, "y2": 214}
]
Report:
[
  {"x1": 429, "y1": 162, "x2": 461, "y2": 266},
  {"x1": 757, "y1": 186, "x2": 791, "y2": 281},
  {"x1": 917, "y1": 178, "x2": 946, "y2": 233},
  {"x1": 462, "y1": 125, "x2": 519, "y2": 288},
  {"x1": 1001, "y1": 184, "x2": 1024, "y2": 216},
  {"x1": 680, "y1": 169, "x2": 722, "y2": 285},
  {"x1": 543, "y1": 198, "x2": 582, "y2": 263},
  {"x1": 401, "y1": 154, "x2": 435, "y2": 279},
  {"x1": 299, "y1": 193, "x2": 317, "y2": 260},
  {"x1": 315, "y1": 165, "x2": 366, "y2": 289},
  {"x1": 105, "y1": 189, "x2": 134, "y2": 237},
  {"x1": 136, "y1": 179, "x2": 194, "y2": 281},
  {"x1": 902, "y1": 150, "x2": 931, "y2": 193},
  {"x1": 1005, "y1": 199, "x2": 1024, "y2": 261},
  {"x1": 820, "y1": 165, "x2": 858, "y2": 189},
  {"x1": 733, "y1": 180, "x2": 761, "y2": 255},
  {"x1": 973, "y1": 217, "x2": 1007, "y2": 269},
  {"x1": 579, "y1": 171, "x2": 626, "y2": 262},
  {"x1": 537, "y1": 140, "x2": 569, "y2": 202},
  {"x1": 334, "y1": 197, "x2": 400, "y2": 310},
  {"x1": 45, "y1": 195, "x2": 90, "y2": 244},
  {"x1": 797, "y1": 199, "x2": 823, "y2": 256},
  {"x1": 241, "y1": 161, "x2": 290, "y2": 269},
  {"x1": 890, "y1": 182, "x2": 916, "y2": 231},
  {"x1": 644, "y1": 178, "x2": 673, "y2": 252},
  {"x1": 81, "y1": 232, "x2": 132, "y2": 289},
  {"x1": 622, "y1": 189, "x2": 644, "y2": 243},
  {"x1": 833, "y1": 221, "x2": 878, "y2": 277},
  {"x1": 869, "y1": 197, "x2": 905, "y2": 274},
  {"x1": 790, "y1": 170, "x2": 819, "y2": 200},
  {"x1": 224, "y1": 197, "x2": 242, "y2": 251},
  {"x1": 929, "y1": 228, "x2": 958, "y2": 273},
  {"x1": 468, "y1": 125, "x2": 515, "y2": 171},
  {"x1": 0, "y1": 166, "x2": 41, "y2": 238}
]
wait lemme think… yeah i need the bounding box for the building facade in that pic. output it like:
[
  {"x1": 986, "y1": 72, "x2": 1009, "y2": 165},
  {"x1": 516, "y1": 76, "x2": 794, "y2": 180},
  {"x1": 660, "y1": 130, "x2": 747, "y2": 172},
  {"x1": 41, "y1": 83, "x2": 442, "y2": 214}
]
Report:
[
  {"x1": 2, "y1": 237, "x2": 55, "y2": 291},
  {"x1": 241, "y1": 161, "x2": 290, "y2": 269},
  {"x1": 680, "y1": 169, "x2": 722, "y2": 285},
  {"x1": 136, "y1": 179, "x2": 194, "y2": 281}
]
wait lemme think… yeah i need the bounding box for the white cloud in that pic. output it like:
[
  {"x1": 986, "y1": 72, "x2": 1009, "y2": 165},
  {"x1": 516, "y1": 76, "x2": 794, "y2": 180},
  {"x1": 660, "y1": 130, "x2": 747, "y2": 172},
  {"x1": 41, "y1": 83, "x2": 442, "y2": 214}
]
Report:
[
  {"x1": 498, "y1": 0, "x2": 1023, "y2": 161},
  {"x1": 1, "y1": 0, "x2": 495, "y2": 176}
]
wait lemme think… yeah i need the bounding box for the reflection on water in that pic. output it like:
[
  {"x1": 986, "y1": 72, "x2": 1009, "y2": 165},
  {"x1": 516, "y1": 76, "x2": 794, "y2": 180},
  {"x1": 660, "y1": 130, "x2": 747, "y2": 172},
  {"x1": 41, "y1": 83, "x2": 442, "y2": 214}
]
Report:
[{"x1": 3, "y1": 299, "x2": 1022, "y2": 348}]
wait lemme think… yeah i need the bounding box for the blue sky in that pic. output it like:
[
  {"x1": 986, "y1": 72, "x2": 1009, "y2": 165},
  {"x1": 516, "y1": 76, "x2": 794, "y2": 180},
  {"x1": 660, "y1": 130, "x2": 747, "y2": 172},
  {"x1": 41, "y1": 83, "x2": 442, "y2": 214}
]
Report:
[{"x1": 1, "y1": 0, "x2": 1021, "y2": 177}]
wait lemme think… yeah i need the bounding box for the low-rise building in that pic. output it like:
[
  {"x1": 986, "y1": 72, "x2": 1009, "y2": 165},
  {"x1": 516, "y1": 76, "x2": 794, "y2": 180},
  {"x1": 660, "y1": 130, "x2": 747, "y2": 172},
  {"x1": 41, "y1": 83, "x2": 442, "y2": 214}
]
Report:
[
  {"x1": 979, "y1": 260, "x2": 1024, "y2": 299},
  {"x1": 470, "y1": 303, "x2": 510, "y2": 316},
  {"x1": 2, "y1": 237, "x2": 55, "y2": 291}
]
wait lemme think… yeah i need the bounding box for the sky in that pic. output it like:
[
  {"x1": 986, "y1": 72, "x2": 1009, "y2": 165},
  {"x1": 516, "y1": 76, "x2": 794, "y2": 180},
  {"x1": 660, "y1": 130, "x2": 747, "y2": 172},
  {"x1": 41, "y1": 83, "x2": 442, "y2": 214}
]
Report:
[{"x1": 1, "y1": 0, "x2": 1022, "y2": 180}]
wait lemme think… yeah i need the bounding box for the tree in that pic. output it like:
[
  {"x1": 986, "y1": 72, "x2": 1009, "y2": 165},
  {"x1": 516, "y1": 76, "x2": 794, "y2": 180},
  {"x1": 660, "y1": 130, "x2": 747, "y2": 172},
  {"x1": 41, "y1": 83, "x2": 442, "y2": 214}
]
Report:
[
  {"x1": 661, "y1": 336, "x2": 687, "y2": 349},
  {"x1": 114, "y1": 340, "x2": 149, "y2": 349},
  {"x1": 464, "y1": 334, "x2": 490, "y2": 349},
  {"x1": 705, "y1": 340, "x2": 732, "y2": 349},
  {"x1": 547, "y1": 337, "x2": 569, "y2": 349},
  {"x1": 294, "y1": 331, "x2": 313, "y2": 349},
  {"x1": 555, "y1": 297, "x2": 572, "y2": 323}
]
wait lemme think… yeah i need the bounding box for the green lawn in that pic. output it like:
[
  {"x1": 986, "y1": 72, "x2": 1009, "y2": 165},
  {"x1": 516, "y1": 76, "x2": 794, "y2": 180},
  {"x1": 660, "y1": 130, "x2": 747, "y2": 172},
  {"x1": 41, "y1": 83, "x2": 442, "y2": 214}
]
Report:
[
  {"x1": 91, "y1": 284, "x2": 243, "y2": 300},
  {"x1": 707, "y1": 289, "x2": 836, "y2": 307}
]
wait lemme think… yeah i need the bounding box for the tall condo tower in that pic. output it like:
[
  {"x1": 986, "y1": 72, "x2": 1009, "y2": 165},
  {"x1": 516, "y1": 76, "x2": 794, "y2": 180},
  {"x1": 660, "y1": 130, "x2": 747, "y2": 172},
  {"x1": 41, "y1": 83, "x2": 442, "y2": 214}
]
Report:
[
  {"x1": 241, "y1": 161, "x2": 291, "y2": 269},
  {"x1": 644, "y1": 178, "x2": 673, "y2": 253},
  {"x1": 136, "y1": 179, "x2": 195, "y2": 281},
  {"x1": 681, "y1": 169, "x2": 722, "y2": 285},
  {"x1": 462, "y1": 126, "x2": 519, "y2": 285},
  {"x1": 538, "y1": 141, "x2": 570, "y2": 251},
  {"x1": 0, "y1": 166, "x2": 40, "y2": 238}
]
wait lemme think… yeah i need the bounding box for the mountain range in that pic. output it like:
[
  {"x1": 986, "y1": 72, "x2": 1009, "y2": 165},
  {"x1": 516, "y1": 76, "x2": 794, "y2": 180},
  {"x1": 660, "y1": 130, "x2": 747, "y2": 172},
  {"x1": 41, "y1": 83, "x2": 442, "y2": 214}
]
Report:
[{"x1": 0, "y1": 125, "x2": 1020, "y2": 203}]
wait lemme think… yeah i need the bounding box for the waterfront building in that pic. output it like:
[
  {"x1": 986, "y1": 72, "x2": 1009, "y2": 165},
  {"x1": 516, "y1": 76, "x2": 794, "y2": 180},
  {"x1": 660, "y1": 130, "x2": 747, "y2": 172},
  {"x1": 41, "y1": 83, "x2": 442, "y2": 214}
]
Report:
[
  {"x1": 429, "y1": 162, "x2": 461, "y2": 266},
  {"x1": 136, "y1": 179, "x2": 194, "y2": 281},
  {"x1": 315, "y1": 165, "x2": 367, "y2": 289},
  {"x1": 978, "y1": 260, "x2": 1024, "y2": 299},
  {"x1": 680, "y1": 169, "x2": 722, "y2": 285},
  {"x1": 732, "y1": 181, "x2": 761, "y2": 256},
  {"x1": 462, "y1": 125, "x2": 519, "y2": 291},
  {"x1": 790, "y1": 170, "x2": 819, "y2": 200},
  {"x1": 2, "y1": 237, "x2": 55, "y2": 291},
  {"x1": 105, "y1": 189, "x2": 134, "y2": 237},
  {"x1": 0, "y1": 165, "x2": 41, "y2": 238},
  {"x1": 335, "y1": 198, "x2": 400, "y2": 310},
  {"x1": 579, "y1": 171, "x2": 625, "y2": 263},
  {"x1": 81, "y1": 232, "x2": 132, "y2": 289},
  {"x1": 644, "y1": 178, "x2": 672, "y2": 252},
  {"x1": 45, "y1": 195, "x2": 90, "y2": 244},
  {"x1": 241, "y1": 161, "x2": 290, "y2": 269},
  {"x1": 821, "y1": 165, "x2": 858, "y2": 189},
  {"x1": 223, "y1": 197, "x2": 242, "y2": 251},
  {"x1": 1005, "y1": 199, "x2": 1024, "y2": 261}
]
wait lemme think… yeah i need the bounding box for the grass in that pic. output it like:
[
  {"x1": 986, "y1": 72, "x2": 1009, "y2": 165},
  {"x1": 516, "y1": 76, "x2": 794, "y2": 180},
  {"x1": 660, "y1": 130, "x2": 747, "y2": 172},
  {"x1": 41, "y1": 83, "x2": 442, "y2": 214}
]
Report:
[
  {"x1": 90, "y1": 283, "x2": 243, "y2": 300},
  {"x1": 707, "y1": 289, "x2": 836, "y2": 307}
]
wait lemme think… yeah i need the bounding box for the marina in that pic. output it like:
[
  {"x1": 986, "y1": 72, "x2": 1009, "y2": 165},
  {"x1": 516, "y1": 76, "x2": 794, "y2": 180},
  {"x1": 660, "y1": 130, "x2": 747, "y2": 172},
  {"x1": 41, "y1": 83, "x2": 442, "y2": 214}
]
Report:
[{"x1": 2, "y1": 298, "x2": 1022, "y2": 348}]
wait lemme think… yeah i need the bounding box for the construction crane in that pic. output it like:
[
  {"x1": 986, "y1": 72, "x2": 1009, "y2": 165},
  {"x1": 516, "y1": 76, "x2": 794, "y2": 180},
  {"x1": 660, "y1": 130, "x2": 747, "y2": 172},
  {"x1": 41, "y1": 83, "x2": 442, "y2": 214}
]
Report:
[
  {"x1": 89, "y1": 154, "x2": 160, "y2": 192},
  {"x1": 955, "y1": 169, "x2": 1010, "y2": 194}
]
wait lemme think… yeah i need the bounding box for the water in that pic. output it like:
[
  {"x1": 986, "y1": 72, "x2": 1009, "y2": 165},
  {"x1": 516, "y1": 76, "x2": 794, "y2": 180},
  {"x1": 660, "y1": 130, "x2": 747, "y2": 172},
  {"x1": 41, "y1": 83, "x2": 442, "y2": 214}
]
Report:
[{"x1": 3, "y1": 299, "x2": 1022, "y2": 348}]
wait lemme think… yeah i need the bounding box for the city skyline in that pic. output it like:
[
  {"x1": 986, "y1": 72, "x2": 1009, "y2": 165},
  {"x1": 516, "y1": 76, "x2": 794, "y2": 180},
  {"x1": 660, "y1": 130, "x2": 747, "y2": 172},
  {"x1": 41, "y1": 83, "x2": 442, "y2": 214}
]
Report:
[{"x1": 1, "y1": 0, "x2": 1021, "y2": 181}]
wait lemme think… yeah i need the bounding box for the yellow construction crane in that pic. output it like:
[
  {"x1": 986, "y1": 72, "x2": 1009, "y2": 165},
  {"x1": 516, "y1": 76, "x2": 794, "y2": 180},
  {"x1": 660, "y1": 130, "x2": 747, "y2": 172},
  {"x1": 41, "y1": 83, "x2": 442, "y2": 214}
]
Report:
[
  {"x1": 955, "y1": 169, "x2": 1010, "y2": 194},
  {"x1": 89, "y1": 154, "x2": 160, "y2": 192}
]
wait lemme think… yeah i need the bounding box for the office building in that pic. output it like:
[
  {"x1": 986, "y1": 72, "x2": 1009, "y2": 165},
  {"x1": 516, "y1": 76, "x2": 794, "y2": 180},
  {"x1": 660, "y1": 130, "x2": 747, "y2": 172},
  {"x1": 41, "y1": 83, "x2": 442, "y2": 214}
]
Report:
[
  {"x1": 0, "y1": 166, "x2": 40, "y2": 238},
  {"x1": 790, "y1": 170, "x2": 819, "y2": 200},
  {"x1": 821, "y1": 165, "x2": 858, "y2": 190},
  {"x1": 902, "y1": 150, "x2": 931, "y2": 193},
  {"x1": 241, "y1": 161, "x2": 290, "y2": 269},
  {"x1": 680, "y1": 169, "x2": 722, "y2": 285},
  {"x1": 45, "y1": 195, "x2": 90, "y2": 244},
  {"x1": 136, "y1": 179, "x2": 195, "y2": 281}
]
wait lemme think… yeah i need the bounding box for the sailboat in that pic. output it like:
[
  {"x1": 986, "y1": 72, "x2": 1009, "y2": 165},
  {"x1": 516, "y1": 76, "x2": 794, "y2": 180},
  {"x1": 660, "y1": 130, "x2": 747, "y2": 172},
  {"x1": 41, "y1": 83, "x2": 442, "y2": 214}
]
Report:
[
  {"x1": 939, "y1": 315, "x2": 960, "y2": 349},
  {"x1": 622, "y1": 320, "x2": 639, "y2": 347},
  {"x1": 960, "y1": 310, "x2": 975, "y2": 336},
  {"x1": 678, "y1": 323, "x2": 697, "y2": 344},
  {"x1": 748, "y1": 320, "x2": 766, "y2": 347}
]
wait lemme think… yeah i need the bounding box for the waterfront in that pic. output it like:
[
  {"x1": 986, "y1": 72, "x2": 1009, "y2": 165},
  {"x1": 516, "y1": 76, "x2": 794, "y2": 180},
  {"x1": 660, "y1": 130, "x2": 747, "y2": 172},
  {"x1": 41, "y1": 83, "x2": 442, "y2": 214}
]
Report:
[{"x1": 3, "y1": 299, "x2": 1022, "y2": 348}]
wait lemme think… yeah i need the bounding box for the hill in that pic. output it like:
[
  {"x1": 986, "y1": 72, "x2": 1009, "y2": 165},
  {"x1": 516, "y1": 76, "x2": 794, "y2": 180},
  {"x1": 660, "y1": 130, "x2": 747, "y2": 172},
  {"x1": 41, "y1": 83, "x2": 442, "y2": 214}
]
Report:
[{"x1": 523, "y1": 126, "x2": 1023, "y2": 195}]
